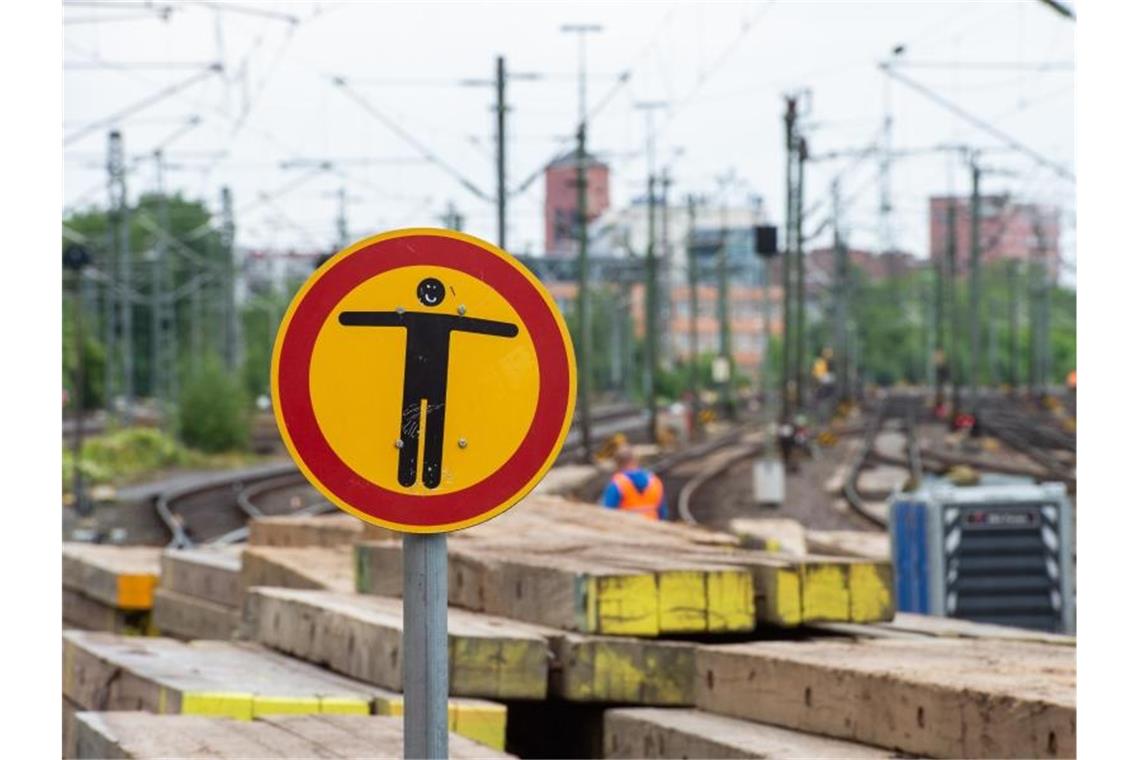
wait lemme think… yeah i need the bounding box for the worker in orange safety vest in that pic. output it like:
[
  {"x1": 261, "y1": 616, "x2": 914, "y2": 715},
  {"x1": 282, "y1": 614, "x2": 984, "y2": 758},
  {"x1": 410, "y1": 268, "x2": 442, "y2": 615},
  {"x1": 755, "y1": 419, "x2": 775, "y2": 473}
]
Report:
[{"x1": 600, "y1": 446, "x2": 666, "y2": 521}]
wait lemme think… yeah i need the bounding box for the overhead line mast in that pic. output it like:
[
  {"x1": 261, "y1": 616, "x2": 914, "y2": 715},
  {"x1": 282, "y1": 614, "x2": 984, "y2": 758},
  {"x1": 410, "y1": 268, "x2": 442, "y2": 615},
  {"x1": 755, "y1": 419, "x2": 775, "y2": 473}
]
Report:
[{"x1": 562, "y1": 22, "x2": 603, "y2": 462}]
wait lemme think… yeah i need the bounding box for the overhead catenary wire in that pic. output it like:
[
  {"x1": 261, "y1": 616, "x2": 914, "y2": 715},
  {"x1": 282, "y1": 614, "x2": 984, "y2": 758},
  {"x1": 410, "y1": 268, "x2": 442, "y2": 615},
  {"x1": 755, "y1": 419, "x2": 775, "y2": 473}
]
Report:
[
  {"x1": 880, "y1": 64, "x2": 1074, "y2": 182},
  {"x1": 509, "y1": 6, "x2": 681, "y2": 198},
  {"x1": 64, "y1": 65, "x2": 221, "y2": 146},
  {"x1": 330, "y1": 76, "x2": 493, "y2": 202}
]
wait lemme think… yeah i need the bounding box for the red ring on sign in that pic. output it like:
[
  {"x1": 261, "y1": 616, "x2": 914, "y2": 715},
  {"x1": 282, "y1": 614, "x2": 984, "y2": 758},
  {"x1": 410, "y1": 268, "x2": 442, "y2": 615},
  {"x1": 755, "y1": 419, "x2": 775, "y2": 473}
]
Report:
[{"x1": 275, "y1": 234, "x2": 571, "y2": 528}]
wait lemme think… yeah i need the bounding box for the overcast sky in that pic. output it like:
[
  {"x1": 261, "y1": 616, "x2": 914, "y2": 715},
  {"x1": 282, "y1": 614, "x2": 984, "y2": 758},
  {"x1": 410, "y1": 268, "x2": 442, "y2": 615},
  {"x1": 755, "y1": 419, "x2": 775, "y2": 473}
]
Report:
[{"x1": 63, "y1": 1, "x2": 1075, "y2": 272}]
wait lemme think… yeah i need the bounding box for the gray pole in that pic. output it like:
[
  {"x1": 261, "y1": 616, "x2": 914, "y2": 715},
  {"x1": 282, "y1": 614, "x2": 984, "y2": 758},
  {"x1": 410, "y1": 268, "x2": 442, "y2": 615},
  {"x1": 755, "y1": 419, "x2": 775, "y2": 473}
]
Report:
[
  {"x1": 830, "y1": 179, "x2": 843, "y2": 400},
  {"x1": 191, "y1": 267, "x2": 204, "y2": 362},
  {"x1": 563, "y1": 24, "x2": 601, "y2": 463},
  {"x1": 575, "y1": 124, "x2": 592, "y2": 462},
  {"x1": 947, "y1": 200, "x2": 960, "y2": 420},
  {"x1": 660, "y1": 170, "x2": 673, "y2": 369},
  {"x1": 645, "y1": 174, "x2": 659, "y2": 441},
  {"x1": 717, "y1": 194, "x2": 734, "y2": 419},
  {"x1": 336, "y1": 186, "x2": 349, "y2": 248},
  {"x1": 496, "y1": 55, "x2": 507, "y2": 251},
  {"x1": 220, "y1": 186, "x2": 241, "y2": 372},
  {"x1": 934, "y1": 218, "x2": 945, "y2": 407},
  {"x1": 402, "y1": 534, "x2": 448, "y2": 759},
  {"x1": 1041, "y1": 220, "x2": 1052, "y2": 390},
  {"x1": 102, "y1": 210, "x2": 117, "y2": 415},
  {"x1": 968, "y1": 160, "x2": 981, "y2": 412},
  {"x1": 781, "y1": 98, "x2": 796, "y2": 424},
  {"x1": 1008, "y1": 259, "x2": 1019, "y2": 394},
  {"x1": 151, "y1": 151, "x2": 171, "y2": 406},
  {"x1": 158, "y1": 155, "x2": 178, "y2": 409},
  {"x1": 794, "y1": 137, "x2": 807, "y2": 414},
  {"x1": 70, "y1": 263, "x2": 90, "y2": 516},
  {"x1": 686, "y1": 195, "x2": 700, "y2": 428},
  {"x1": 762, "y1": 252, "x2": 774, "y2": 414},
  {"x1": 108, "y1": 130, "x2": 133, "y2": 415}
]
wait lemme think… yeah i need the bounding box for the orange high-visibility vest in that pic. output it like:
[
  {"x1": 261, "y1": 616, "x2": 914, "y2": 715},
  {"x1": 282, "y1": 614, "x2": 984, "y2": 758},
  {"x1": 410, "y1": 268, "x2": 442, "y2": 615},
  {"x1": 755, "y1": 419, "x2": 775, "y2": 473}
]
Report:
[
  {"x1": 1066, "y1": 370, "x2": 1076, "y2": 389},
  {"x1": 611, "y1": 471, "x2": 663, "y2": 521}
]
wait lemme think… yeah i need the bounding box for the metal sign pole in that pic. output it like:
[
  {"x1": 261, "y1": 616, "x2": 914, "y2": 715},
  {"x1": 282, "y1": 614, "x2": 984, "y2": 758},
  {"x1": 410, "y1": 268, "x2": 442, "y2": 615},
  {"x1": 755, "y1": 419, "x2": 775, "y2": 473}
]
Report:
[{"x1": 403, "y1": 533, "x2": 449, "y2": 759}]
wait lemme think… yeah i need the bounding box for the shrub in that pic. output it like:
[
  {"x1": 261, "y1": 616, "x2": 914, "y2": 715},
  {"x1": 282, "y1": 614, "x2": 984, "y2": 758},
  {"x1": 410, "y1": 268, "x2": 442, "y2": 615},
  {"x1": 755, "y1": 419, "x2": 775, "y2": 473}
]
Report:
[
  {"x1": 62, "y1": 426, "x2": 198, "y2": 487},
  {"x1": 178, "y1": 359, "x2": 251, "y2": 452}
]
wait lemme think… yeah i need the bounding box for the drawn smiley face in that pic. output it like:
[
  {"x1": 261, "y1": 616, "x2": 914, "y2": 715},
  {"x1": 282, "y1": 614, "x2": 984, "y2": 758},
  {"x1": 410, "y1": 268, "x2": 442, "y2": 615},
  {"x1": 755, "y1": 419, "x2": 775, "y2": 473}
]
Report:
[{"x1": 416, "y1": 277, "x2": 446, "y2": 308}]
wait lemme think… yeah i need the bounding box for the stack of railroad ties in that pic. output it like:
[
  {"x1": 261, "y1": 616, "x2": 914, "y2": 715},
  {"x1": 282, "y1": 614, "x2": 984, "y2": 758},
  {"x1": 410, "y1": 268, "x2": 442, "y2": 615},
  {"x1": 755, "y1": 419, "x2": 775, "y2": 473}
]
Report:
[{"x1": 61, "y1": 493, "x2": 1075, "y2": 759}]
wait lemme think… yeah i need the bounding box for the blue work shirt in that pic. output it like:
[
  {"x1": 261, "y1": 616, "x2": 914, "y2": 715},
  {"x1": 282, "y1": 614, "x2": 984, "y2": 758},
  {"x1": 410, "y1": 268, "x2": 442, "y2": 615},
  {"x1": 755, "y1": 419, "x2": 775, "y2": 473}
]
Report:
[{"x1": 600, "y1": 468, "x2": 667, "y2": 520}]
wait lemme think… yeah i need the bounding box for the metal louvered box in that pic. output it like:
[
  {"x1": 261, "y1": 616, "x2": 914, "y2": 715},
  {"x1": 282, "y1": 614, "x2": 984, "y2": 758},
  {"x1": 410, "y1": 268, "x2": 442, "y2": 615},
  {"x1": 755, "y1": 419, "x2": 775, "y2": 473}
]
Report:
[{"x1": 889, "y1": 482, "x2": 1075, "y2": 634}]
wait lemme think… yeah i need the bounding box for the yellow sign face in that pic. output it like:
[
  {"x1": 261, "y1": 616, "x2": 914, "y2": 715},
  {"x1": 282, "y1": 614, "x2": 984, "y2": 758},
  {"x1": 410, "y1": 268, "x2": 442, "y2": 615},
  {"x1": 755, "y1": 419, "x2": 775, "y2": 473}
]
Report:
[
  {"x1": 272, "y1": 229, "x2": 576, "y2": 533},
  {"x1": 309, "y1": 265, "x2": 540, "y2": 495}
]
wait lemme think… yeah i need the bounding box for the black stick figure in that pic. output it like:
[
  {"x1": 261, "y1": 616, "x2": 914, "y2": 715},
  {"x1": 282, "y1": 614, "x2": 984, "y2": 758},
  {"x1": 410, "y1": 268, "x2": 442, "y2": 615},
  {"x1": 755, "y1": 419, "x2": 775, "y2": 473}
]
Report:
[{"x1": 339, "y1": 277, "x2": 519, "y2": 489}]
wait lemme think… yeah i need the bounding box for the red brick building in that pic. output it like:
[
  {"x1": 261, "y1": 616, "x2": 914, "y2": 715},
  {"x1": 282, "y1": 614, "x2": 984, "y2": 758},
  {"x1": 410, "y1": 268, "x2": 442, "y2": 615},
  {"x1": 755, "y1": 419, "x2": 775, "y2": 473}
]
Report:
[
  {"x1": 547, "y1": 281, "x2": 784, "y2": 373},
  {"x1": 929, "y1": 196, "x2": 1060, "y2": 279},
  {"x1": 544, "y1": 151, "x2": 609, "y2": 256}
]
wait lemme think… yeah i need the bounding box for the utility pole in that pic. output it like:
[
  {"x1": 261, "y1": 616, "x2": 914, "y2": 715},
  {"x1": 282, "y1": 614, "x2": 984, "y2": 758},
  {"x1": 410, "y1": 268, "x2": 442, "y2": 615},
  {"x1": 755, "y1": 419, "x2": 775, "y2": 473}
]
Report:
[
  {"x1": 645, "y1": 173, "x2": 659, "y2": 441},
  {"x1": 608, "y1": 285, "x2": 623, "y2": 392},
  {"x1": 968, "y1": 159, "x2": 981, "y2": 413},
  {"x1": 717, "y1": 186, "x2": 734, "y2": 419},
  {"x1": 462, "y1": 56, "x2": 540, "y2": 251},
  {"x1": 1030, "y1": 213, "x2": 1051, "y2": 395},
  {"x1": 794, "y1": 135, "x2": 807, "y2": 413},
  {"x1": 496, "y1": 55, "x2": 506, "y2": 250},
  {"x1": 660, "y1": 169, "x2": 673, "y2": 369},
  {"x1": 64, "y1": 244, "x2": 92, "y2": 516},
  {"x1": 191, "y1": 245, "x2": 204, "y2": 363},
  {"x1": 151, "y1": 150, "x2": 175, "y2": 410},
  {"x1": 686, "y1": 195, "x2": 700, "y2": 429},
  {"x1": 220, "y1": 186, "x2": 240, "y2": 372},
  {"x1": 439, "y1": 201, "x2": 464, "y2": 231},
  {"x1": 335, "y1": 186, "x2": 349, "y2": 248},
  {"x1": 563, "y1": 22, "x2": 601, "y2": 463},
  {"x1": 1008, "y1": 259, "x2": 1019, "y2": 394},
  {"x1": 761, "y1": 241, "x2": 775, "y2": 413},
  {"x1": 781, "y1": 97, "x2": 797, "y2": 424},
  {"x1": 933, "y1": 228, "x2": 945, "y2": 407},
  {"x1": 830, "y1": 179, "x2": 849, "y2": 402},
  {"x1": 636, "y1": 100, "x2": 668, "y2": 440},
  {"x1": 947, "y1": 200, "x2": 960, "y2": 421},
  {"x1": 1041, "y1": 220, "x2": 1053, "y2": 391},
  {"x1": 574, "y1": 124, "x2": 592, "y2": 462},
  {"x1": 107, "y1": 130, "x2": 133, "y2": 417}
]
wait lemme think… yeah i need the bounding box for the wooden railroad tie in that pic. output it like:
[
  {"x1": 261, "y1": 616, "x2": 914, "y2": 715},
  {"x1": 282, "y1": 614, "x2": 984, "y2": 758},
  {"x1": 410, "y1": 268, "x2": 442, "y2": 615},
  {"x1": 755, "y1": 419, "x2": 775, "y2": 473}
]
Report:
[
  {"x1": 62, "y1": 630, "x2": 508, "y2": 751},
  {"x1": 70, "y1": 712, "x2": 511, "y2": 759},
  {"x1": 244, "y1": 586, "x2": 700, "y2": 706},
  {"x1": 603, "y1": 707, "x2": 890, "y2": 759},
  {"x1": 694, "y1": 637, "x2": 1075, "y2": 759},
  {"x1": 63, "y1": 544, "x2": 162, "y2": 635}
]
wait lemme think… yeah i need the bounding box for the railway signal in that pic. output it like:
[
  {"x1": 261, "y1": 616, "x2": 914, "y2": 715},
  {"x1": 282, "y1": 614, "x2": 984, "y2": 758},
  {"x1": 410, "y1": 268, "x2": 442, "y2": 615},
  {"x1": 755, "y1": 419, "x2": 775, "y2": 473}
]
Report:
[{"x1": 271, "y1": 228, "x2": 576, "y2": 759}]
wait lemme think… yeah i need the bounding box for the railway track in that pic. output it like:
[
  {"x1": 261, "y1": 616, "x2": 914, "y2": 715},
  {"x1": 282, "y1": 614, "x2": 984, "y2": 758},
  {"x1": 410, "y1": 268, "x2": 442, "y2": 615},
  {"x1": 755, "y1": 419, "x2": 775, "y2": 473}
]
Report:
[
  {"x1": 966, "y1": 395, "x2": 1076, "y2": 490},
  {"x1": 155, "y1": 463, "x2": 321, "y2": 548},
  {"x1": 841, "y1": 393, "x2": 925, "y2": 529},
  {"x1": 154, "y1": 403, "x2": 649, "y2": 547}
]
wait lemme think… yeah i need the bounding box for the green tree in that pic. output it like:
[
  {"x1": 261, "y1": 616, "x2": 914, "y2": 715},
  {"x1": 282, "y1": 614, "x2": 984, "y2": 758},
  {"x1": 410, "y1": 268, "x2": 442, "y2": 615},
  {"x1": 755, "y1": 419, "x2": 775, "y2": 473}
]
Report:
[
  {"x1": 62, "y1": 289, "x2": 107, "y2": 411},
  {"x1": 178, "y1": 357, "x2": 250, "y2": 452},
  {"x1": 839, "y1": 260, "x2": 1075, "y2": 389},
  {"x1": 241, "y1": 284, "x2": 302, "y2": 400},
  {"x1": 63, "y1": 193, "x2": 228, "y2": 401}
]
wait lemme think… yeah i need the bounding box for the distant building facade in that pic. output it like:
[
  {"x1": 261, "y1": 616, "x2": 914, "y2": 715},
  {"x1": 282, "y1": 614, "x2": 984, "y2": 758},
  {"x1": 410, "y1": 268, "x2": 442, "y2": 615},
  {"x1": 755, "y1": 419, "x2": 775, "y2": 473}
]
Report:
[
  {"x1": 929, "y1": 196, "x2": 1060, "y2": 279},
  {"x1": 544, "y1": 151, "x2": 610, "y2": 256},
  {"x1": 541, "y1": 279, "x2": 783, "y2": 375},
  {"x1": 242, "y1": 247, "x2": 326, "y2": 297}
]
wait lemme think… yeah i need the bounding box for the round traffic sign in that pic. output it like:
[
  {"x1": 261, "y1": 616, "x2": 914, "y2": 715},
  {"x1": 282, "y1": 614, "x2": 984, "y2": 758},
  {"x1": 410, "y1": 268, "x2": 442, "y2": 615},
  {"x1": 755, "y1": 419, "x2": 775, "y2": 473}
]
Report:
[{"x1": 272, "y1": 228, "x2": 577, "y2": 533}]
